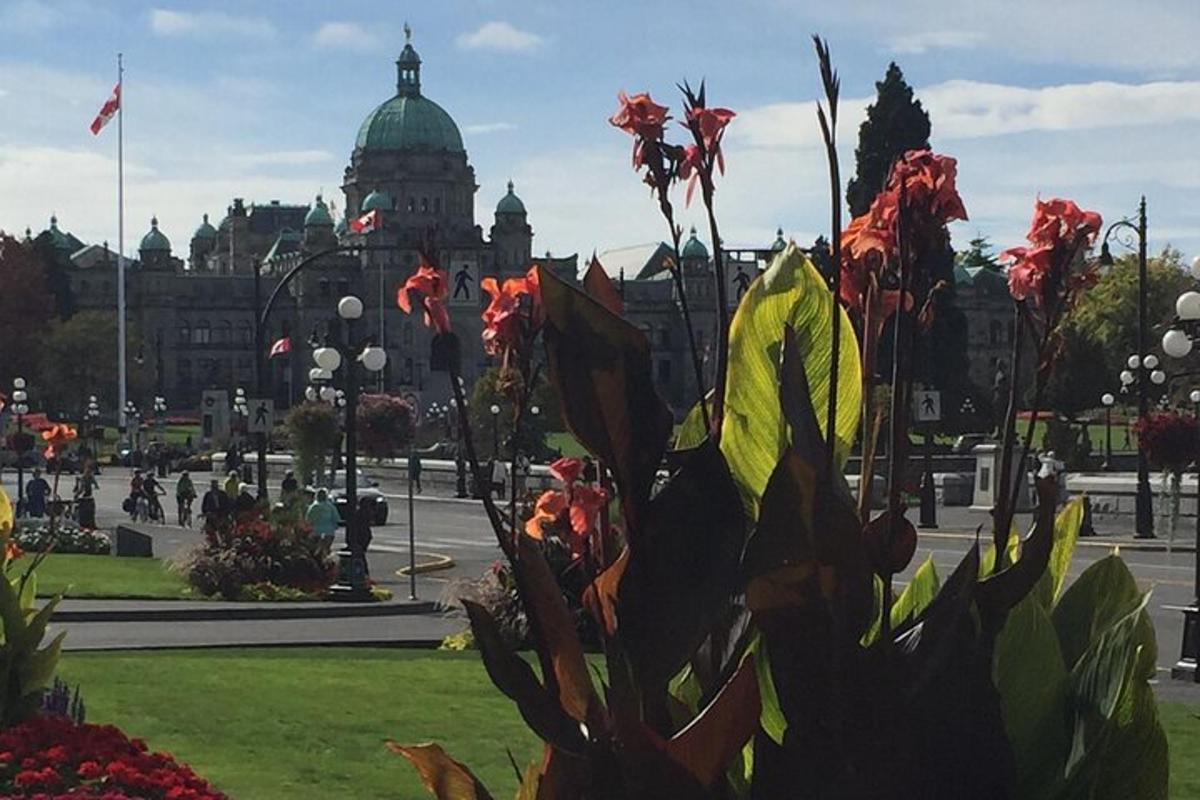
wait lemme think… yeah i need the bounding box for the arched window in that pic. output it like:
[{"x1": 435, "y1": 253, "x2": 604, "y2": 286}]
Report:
[
  {"x1": 194, "y1": 319, "x2": 211, "y2": 345},
  {"x1": 239, "y1": 322, "x2": 253, "y2": 345},
  {"x1": 407, "y1": 197, "x2": 415, "y2": 213},
  {"x1": 178, "y1": 323, "x2": 191, "y2": 344},
  {"x1": 214, "y1": 321, "x2": 231, "y2": 345},
  {"x1": 421, "y1": 197, "x2": 429, "y2": 213}
]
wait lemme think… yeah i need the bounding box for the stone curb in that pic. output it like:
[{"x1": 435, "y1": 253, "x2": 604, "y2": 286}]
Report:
[
  {"x1": 395, "y1": 553, "x2": 456, "y2": 576},
  {"x1": 919, "y1": 530, "x2": 1195, "y2": 554},
  {"x1": 53, "y1": 599, "x2": 438, "y2": 623}
]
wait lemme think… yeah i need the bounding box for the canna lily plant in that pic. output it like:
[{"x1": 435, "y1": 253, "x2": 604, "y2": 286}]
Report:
[{"x1": 391, "y1": 40, "x2": 1167, "y2": 800}]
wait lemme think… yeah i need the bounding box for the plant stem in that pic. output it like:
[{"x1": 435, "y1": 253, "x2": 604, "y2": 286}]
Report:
[{"x1": 699, "y1": 175, "x2": 730, "y2": 443}]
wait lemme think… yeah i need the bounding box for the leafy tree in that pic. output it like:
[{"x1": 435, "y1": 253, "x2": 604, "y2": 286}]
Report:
[
  {"x1": 36, "y1": 312, "x2": 156, "y2": 419},
  {"x1": 957, "y1": 236, "x2": 1001, "y2": 272},
  {"x1": 30, "y1": 234, "x2": 75, "y2": 320},
  {"x1": 468, "y1": 367, "x2": 561, "y2": 461},
  {"x1": 285, "y1": 402, "x2": 341, "y2": 485},
  {"x1": 356, "y1": 393, "x2": 414, "y2": 460},
  {"x1": 1044, "y1": 324, "x2": 1113, "y2": 423},
  {"x1": 0, "y1": 234, "x2": 54, "y2": 394},
  {"x1": 846, "y1": 62, "x2": 931, "y2": 218},
  {"x1": 1070, "y1": 247, "x2": 1193, "y2": 383}
]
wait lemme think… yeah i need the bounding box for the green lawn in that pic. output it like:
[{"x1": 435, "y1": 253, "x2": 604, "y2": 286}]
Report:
[
  {"x1": 15, "y1": 554, "x2": 193, "y2": 599},
  {"x1": 54, "y1": 648, "x2": 1199, "y2": 800},
  {"x1": 57, "y1": 649, "x2": 541, "y2": 800}
]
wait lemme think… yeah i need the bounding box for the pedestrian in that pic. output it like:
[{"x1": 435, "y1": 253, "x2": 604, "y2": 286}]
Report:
[
  {"x1": 73, "y1": 465, "x2": 99, "y2": 529},
  {"x1": 280, "y1": 469, "x2": 299, "y2": 506},
  {"x1": 201, "y1": 479, "x2": 229, "y2": 526},
  {"x1": 491, "y1": 458, "x2": 508, "y2": 499},
  {"x1": 408, "y1": 450, "x2": 423, "y2": 494},
  {"x1": 126, "y1": 469, "x2": 144, "y2": 520},
  {"x1": 223, "y1": 469, "x2": 241, "y2": 501},
  {"x1": 234, "y1": 483, "x2": 256, "y2": 514},
  {"x1": 25, "y1": 468, "x2": 51, "y2": 518},
  {"x1": 305, "y1": 488, "x2": 340, "y2": 542},
  {"x1": 175, "y1": 469, "x2": 197, "y2": 527},
  {"x1": 184, "y1": 435, "x2": 194, "y2": 455},
  {"x1": 225, "y1": 442, "x2": 240, "y2": 475}
]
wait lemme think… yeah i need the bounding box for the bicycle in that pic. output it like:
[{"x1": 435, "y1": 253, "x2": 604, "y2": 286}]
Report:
[{"x1": 177, "y1": 496, "x2": 193, "y2": 528}]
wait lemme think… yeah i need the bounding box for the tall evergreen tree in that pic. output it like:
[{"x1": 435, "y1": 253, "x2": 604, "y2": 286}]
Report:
[
  {"x1": 957, "y1": 236, "x2": 1001, "y2": 272},
  {"x1": 846, "y1": 63, "x2": 931, "y2": 218}
]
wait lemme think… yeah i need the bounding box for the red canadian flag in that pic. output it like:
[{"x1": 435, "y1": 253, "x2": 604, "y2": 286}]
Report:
[
  {"x1": 350, "y1": 209, "x2": 381, "y2": 234},
  {"x1": 90, "y1": 83, "x2": 121, "y2": 135},
  {"x1": 268, "y1": 336, "x2": 292, "y2": 358}
]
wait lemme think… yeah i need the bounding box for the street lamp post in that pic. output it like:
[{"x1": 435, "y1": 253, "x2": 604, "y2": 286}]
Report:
[
  {"x1": 1099, "y1": 197, "x2": 1153, "y2": 538},
  {"x1": 490, "y1": 403, "x2": 500, "y2": 459},
  {"x1": 11, "y1": 378, "x2": 29, "y2": 515},
  {"x1": 123, "y1": 400, "x2": 140, "y2": 457},
  {"x1": 1157, "y1": 258, "x2": 1200, "y2": 682},
  {"x1": 85, "y1": 395, "x2": 101, "y2": 461},
  {"x1": 319, "y1": 295, "x2": 387, "y2": 601},
  {"x1": 1100, "y1": 393, "x2": 1115, "y2": 470},
  {"x1": 1118, "y1": 348, "x2": 1165, "y2": 538}
]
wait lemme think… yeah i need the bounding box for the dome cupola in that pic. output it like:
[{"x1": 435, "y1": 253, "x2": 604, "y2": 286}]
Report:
[
  {"x1": 681, "y1": 226, "x2": 708, "y2": 261},
  {"x1": 496, "y1": 180, "x2": 526, "y2": 215},
  {"x1": 193, "y1": 213, "x2": 217, "y2": 241},
  {"x1": 139, "y1": 217, "x2": 171, "y2": 253},
  {"x1": 305, "y1": 194, "x2": 334, "y2": 227}
]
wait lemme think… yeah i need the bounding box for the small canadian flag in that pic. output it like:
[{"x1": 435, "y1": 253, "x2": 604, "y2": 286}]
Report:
[
  {"x1": 90, "y1": 83, "x2": 121, "y2": 135},
  {"x1": 350, "y1": 209, "x2": 381, "y2": 234},
  {"x1": 268, "y1": 336, "x2": 292, "y2": 358}
]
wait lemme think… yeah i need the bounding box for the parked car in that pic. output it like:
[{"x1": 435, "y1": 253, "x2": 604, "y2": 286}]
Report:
[{"x1": 324, "y1": 469, "x2": 389, "y2": 526}]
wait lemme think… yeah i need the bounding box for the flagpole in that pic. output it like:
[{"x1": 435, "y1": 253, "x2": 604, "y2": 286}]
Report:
[{"x1": 116, "y1": 53, "x2": 128, "y2": 448}]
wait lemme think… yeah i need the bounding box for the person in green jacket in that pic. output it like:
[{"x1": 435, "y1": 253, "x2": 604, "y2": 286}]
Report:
[
  {"x1": 306, "y1": 488, "x2": 340, "y2": 541},
  {"x1": 175, "y1": 470, "x2": 197, "y2": 527},
  {"x1": 223, "y1": 470, "x2": 241, "y2": 502}
]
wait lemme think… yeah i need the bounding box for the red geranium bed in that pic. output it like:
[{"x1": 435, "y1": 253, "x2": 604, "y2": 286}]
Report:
[{"x1": 0, "y1": 715, "x2": 226, "y2": 799}]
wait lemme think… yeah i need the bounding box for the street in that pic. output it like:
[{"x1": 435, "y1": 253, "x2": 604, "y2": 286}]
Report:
[{"x1": 4, "y1": 468, "x2": 1198, "y2": 681}]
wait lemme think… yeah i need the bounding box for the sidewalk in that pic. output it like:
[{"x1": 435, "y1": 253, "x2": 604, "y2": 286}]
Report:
[{"x1": 928, "y1": 505, "x2": 1197, "y2": 553}]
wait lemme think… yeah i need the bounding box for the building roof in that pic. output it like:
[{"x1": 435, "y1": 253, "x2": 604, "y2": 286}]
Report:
[
  {"x1": 42, "y1": 215, "x2": 84, "y2": 253},
  {"x1": 139, "y1": 217, "x2": 171, "y2": 253},
  {"x1": 305, "y1": 195, "x2": 334, "y2": 227},
  {"x1": 771, "y1": 227, "x2": 787, "y2": 252},
  {"x1": 496, "y1": 180, "x2": 526, "y2": 215},
  {"x1": 264, "y1": 229, "x2": 302, "y2": 263},
  {"x1": 193, "y1": 213, "x2": 217, "y2": 241},
  {"x1": 362, "y1": 190, "x2": 392, "y2": 212},
  {"x1": 595, "y1": 242, "x2": 673, "y2": 281},
  {"x1": 681, "y1": 227, "x2": 709, "y2": 260},
  {"x1": 355, "y1": 38, "x2": 464, "y2": 154}
]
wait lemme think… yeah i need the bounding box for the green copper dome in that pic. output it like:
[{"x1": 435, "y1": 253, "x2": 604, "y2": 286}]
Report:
[
  {"x1": 681, "y1": 227, "x2": 708, "y2": 260},
  {"x1": 193, "y1": 213, "x2": 217, "y2": 240},
  {"x1": 496, "y1": 180, "x2": 526, "y2": 215},
  {"x1": 771, "y1": 227, "x2": 787, "y2": 252},
  {"x1": 305, "y1": 195, "x2": 334, "y2": 227},
  {"x1": 139, "y1": 217, "x2": 170, "y2": 253},
  {"x1": 46, "y1": 215, "x2": 73, "y2": 252},
  {"x1": 362, "y1": 190, "x2": 392, "y2": 212},
  {"x1": 355, "y1": 37, "x2": 464, "y2": 154}
]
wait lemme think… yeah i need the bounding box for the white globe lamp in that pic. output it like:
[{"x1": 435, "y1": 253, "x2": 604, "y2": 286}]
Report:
[
  {"x1": 314, "y1": 347, "x2": 342, "y2": 372},
  {"x1": 337, "y1": 295, "x2": 364, "y2": 320},
  {"x1": 360, "y1": 346, "x2": 387, "y2": 372},
  {"x1": 1162, "y1": 329, "x2": 1192, "y2": 359}
]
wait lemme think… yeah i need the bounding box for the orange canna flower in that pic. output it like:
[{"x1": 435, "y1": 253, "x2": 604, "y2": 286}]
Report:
[
  {"x1": 525, "y1": 489, "x2": 568, "y2": 539},
  {"x1": 397, "y1": 264, "x2": 451, "y2": 334},
  {"x1": 480, "y1": 265, "x2": 542, "y2": 357},
  {"x1": 42, "y1": 423, "x2": 78, "y2": 460}
]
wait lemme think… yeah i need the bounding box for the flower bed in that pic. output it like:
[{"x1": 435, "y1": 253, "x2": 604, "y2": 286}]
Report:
[
  {"x1": 0, "y1": 715, "x2": 226, "y2": 799},
  {"x1": 16, "y1": 521, "x2": 110, "y2": 556},
  {"x1": 178, "y1": 506, "x2": 334, "y2": 600}
]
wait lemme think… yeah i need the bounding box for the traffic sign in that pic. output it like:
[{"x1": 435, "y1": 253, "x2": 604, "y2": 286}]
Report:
[
  {"x1": 247, "y1": 398, "x2": 274, "y2": 434},
  {"x1": 913, "y1": 390, "x2": 942, "y2": 423}
]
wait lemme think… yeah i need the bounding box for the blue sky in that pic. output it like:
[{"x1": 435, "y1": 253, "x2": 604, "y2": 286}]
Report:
[{"x1": 1, "y1": 0, "x2": 1198, "y2": 264}]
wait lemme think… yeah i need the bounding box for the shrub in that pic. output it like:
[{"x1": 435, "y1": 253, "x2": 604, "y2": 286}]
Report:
[
  {"x1": 15, "y1": 521, "x2": 110, "y2": 555},
  {"x1": 177, "y1": 506, "x2": 334, "y2": 600},
  {"x1": 0, "y1": 715, "x2": 227, "y2": 799},
  {"x1": 356, "y1": 393, "x2": 415, "y2": 460},
  {"x1": 285, "y1": 402, "x2": 341, "y2": 486}
]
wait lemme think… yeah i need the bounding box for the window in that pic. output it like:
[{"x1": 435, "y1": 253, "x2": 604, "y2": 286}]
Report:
[
  {"x1": 407, "y1": 197, "x2": 415, "y2": 213},
  {"x1": 319, "y1": 279, "x2": 330, "y2": 298},
  {"x1": 214, "y1": 321, "x2": 231, "y2": 345},
  {"x1": 178, "y1": 324, "x2": 191, "y2": 344},
  {"x1": 194, "y1": 320, "x2": 211, "y2": 344},
  {"x1": 421, "y1": 197, "x2": 429, "y2": 213},
  {"x1": 659, "y1": 327, "x2": 671, "y2": 347}
]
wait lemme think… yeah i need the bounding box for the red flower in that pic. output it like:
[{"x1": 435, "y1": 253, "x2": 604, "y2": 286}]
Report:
[
  {"x1": 1002, "y1": 197, "x2": 1101, "y2": 306},
  {"x1": 685, "y1": 105, "x2": 736, "y2": 172},
  {"x1": 548, "y1": 457, "x2": 584, "y2": 486},
  {"x1": 609, "y1": 91, "x2": 671, "y2": 168},
  {"x1": 396, "y1": 264, "x2": 451, "y2": 334},
  {"x1": 77, "y1": 760, "x2": 102, "y2": 780},
  {"x1": 676, "y1": 145, "x2": 703, "y2": 207},
  {"x1": 480, "y1": 265, "x2": 542, "y2": 358},
  {"x1": 524, "y1": 490, "x2": 568, "y2": 539},
  {"x1": 567, "y1": 483, "x2": 608, "y2": 538},
  {"x1": 42, "y1": 423, "x2": 78, "y2": 461}
]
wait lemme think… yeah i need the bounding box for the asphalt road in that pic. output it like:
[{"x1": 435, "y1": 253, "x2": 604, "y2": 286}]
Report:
[{"x1": 6, "y1": 468, "x2": 1199, "y2": 686}]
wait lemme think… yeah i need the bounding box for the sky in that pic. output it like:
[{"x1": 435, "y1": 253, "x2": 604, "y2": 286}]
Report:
[{"x1": 1, "y1": 0, "x2": 1198, "y2": 265}]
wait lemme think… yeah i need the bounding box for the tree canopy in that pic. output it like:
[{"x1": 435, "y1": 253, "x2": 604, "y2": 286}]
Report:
[{"x1": 0, "y1": 235, "x2": 54, "y2": 395}]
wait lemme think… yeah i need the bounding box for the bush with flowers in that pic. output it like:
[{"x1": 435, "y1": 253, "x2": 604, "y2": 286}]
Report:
[
  {"x1": 177, "y1": 504, "x2": 335, "y2": 600},
  {"x1": 16, "y1": 519, "x2": 110, "y2": 555},
  {"x1": 0, "y1": 715, "x2": 227, "y2": 799}
]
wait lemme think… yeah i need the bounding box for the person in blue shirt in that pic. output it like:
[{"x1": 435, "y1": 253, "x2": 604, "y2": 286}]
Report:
[
  {"x1": 305, "y1": 488, "x2": 340, "y2": 541},
  {"x1": 25, "y1": 469, "x2": 51, "y2": 518}
]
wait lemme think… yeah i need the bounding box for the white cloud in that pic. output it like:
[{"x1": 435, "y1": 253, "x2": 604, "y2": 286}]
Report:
[
  {"x1": 463, "y1": 122, "x2": 517, "y2": 135},
  {"x1": 149, "y1": 9, "x2": 275, "y2": 39},
  {"x1": 456, "y1": 22, "x2": 544, "y2": 53},
  {"x1": 733, "y1": 80, "x2": 1200, "y2": 150},
  {"x1": 888, "y1": 30, "x2": 984, "y2": 55},
  {"x1": 228, "y1": 150, "x2": 335, "y2": 168},
  {"x1": 313, "y1": 22, "x2": 380, "y2": 51},
  {"x1": 0, "y1": 0, "x2": 59, "y2": 32}
]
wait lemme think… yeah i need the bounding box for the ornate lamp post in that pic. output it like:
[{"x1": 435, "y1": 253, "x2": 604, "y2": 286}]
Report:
[
  {"x1": 123, "y1": 400, "x2": 140, "y2": 456},
  {"x1": 1118, "y1": 349, "x2": 1165, "y2": 536},
  {"x1": 153, "y1": 395, "x2": 167, "y2": 432},
  {"x1": 490, "y1": 403, "x2": 501, "y2": 458},
  {"x1": 1100, "y1": 393, "x2": 1115, "y2": 471},
  {"x1": 85, "y1": 395, "x2": 101, "y2": 460},
  {"x1": 1157, "y1": 258, "x2": 1200, "y2": 682},
  {"x1": 318, "y1": 294, "x2": 387, "y2": 600},
  {"x1": 11, "y1": 378, "x2": 30, "y2": 514},
  {"x1": 1099, "y1": 198, "x2": 1154, "y2": 538}
]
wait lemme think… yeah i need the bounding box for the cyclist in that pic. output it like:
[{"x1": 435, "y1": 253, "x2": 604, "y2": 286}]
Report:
[
  {"x1": 141, "y1": 472, "x2": 166, "y2": 523},
  {"x1": 175, "y1": 469, "x2": 197, "y2": 527},
  {"x1": 127, "y1": 470, "x2": 145, "y2": 521}
]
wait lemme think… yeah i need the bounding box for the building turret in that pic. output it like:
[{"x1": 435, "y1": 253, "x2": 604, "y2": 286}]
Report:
[
  {"x1": 490, "y1": 180, "x2": 532, "y2": 274},
  {"x1": 189, "y1": 213, "x2": 218, "y2": 270},
  {"x1": 139, "y1": 216, "x2": 172, "y2": 269},
  {"x1": 303, "y1": 194, "x2": 336, "y2": 249}
]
